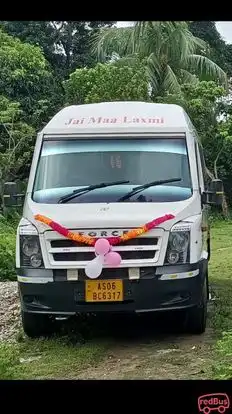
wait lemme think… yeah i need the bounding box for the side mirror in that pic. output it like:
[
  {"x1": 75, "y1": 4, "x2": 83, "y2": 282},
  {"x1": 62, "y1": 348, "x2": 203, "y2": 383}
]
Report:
[
  {"x1": 3, "y1": 182, "x2": 25, "y2": 208},
  {"x1": 202, "y1": 178, "x2": 224, "y2": 207}
]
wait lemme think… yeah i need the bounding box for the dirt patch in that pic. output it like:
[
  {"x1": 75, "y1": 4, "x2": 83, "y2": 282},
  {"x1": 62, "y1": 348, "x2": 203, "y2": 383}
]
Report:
[
  {"x1": 76, "y1": 325, "x2": 215, "y2": 380},
  {"x1": 68, "y1": 304, "x2": 217, "y2": 380},
  {"x1": 0, "y1": 282, "x2": 20, "y2": 342}
]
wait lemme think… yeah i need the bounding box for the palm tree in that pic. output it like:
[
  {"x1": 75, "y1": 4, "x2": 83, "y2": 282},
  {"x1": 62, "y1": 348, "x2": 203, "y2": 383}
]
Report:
[{"x1": 91, "y1": 21, "x2": 228, "y2": 96}]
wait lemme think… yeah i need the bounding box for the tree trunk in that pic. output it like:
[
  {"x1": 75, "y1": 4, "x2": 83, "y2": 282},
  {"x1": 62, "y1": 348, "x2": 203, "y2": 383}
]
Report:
[
  {"x1": 213, "y1": 142, "x2": 229, "y2": 218},
  {"x1": 0, "y1": 178, "x2": 5, "y2": 216},
  {"x1": 222, "y1": 192, "x2": 229, "y2": 218}
]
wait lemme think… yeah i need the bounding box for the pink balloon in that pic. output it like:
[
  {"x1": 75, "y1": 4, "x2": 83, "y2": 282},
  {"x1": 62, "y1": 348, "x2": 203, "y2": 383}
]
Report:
[
  {"x1": 95, "y1": 238, "x2": 110, "y2": 255},
  {"x1": 105, "y1": 251, "x2": 121, "y2": 267}
]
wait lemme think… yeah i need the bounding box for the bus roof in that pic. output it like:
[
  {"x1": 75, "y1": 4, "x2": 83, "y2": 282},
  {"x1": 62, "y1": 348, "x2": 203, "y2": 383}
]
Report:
[{"x1": 41, "y1": 101, "x2": 192, "y2": 136}]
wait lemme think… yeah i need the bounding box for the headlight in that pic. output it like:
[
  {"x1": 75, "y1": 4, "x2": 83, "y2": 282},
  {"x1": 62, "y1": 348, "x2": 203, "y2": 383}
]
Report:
[
  {"x1": 20, "y1": 235, "x2": 44, "y2": 268},
  {"x1": 22, "y1": 236, "x2": 39, "y2": 257},
  {"x1": 166, "y1": 250, "x2": 180, "y2": 265},
  {"x1": 165, "y1": 231, "x2": 190, "y2": 265},
  {"x1": 169, "y1": 232, "x2": 189, "y2": 253},
  {"x1": 30, "y1": 253, "x2": 43, "y2": 268}
]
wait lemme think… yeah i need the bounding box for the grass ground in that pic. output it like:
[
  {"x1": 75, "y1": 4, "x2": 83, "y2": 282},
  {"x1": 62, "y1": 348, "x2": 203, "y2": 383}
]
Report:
[
  {"x1": 0, "y1": 334, "x2": 108, "y2": 379},
  {"x1": 1, "y1": 219, "x2": 232, "y2": 379},
  {"x1": 207, "y1": 220, "x2": 232, "y2": 379}
]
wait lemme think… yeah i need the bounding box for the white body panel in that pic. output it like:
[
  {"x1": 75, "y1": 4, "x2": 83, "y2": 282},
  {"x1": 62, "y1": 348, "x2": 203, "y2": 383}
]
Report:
[
  {"x1": 40, "y1": 101, "x2": 188, "y2": 135},
  {"x1": 17, "y1": 102, "x2": 208, "y2": 272}
]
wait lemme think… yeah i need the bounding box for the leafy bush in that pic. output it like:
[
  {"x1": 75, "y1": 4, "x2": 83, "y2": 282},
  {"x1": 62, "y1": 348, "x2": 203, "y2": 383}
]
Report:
[
  {"x1": 0, "y1": 215, "x2": 17, "y2": 281},
  {"x1": 0, "y1": 28, "x2": 54, "y2": 120},
  {"x1": 64, "y1": 62, "x2": 150, "y2": 105}
]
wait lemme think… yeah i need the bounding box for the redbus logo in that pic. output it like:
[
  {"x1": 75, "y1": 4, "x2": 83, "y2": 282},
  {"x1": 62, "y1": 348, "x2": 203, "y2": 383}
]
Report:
[{"x1": 198, "y1": 393, "x2": 230, "y2": 414}]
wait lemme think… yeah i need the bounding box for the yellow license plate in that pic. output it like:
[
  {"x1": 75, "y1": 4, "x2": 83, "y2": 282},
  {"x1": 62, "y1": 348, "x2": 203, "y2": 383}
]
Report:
[{"x1": 85, "y1": 279, "x2": 123, "y2": 302}]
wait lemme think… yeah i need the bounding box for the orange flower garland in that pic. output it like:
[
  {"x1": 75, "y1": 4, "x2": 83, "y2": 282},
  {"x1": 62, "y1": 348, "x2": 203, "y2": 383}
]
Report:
[{"x1": 34, "y1": 213, "x2": 175, "y2": 246}]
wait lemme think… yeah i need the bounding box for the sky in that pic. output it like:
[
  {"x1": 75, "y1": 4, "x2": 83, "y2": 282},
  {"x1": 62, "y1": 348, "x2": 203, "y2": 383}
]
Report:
[
  {"x1": 117, "y1": 21, "x2": 232, "y2": 44},
  {"x1": 216, "y1": 22, "x2": 232, "y2": 44}
]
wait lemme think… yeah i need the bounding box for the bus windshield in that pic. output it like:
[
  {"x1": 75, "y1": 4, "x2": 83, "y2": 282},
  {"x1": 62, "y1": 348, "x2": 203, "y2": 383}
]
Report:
[{"x1": 32, "y1": 137, "x2": 192, "y2": 204}]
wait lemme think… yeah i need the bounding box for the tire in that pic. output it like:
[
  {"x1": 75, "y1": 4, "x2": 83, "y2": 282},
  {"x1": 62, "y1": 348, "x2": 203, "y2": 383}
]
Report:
[
  {"x1": 21, "y1": 311, "x2": 54, "y2": 338},
  {"x1": 185, "y1": 277, "x2": 207, "y2": 335}
]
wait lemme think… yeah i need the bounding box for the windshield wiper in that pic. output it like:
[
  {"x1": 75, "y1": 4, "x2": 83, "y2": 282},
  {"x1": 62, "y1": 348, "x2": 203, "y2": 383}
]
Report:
[
  {"x1": 58, "y1": 180, "x2": 130, "y2": 204},
  {"x1": 117, "y1": 178, "x2": 182, "y2": 202}
]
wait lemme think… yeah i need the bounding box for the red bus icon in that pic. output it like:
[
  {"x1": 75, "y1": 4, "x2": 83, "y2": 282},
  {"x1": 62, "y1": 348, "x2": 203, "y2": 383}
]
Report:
[{"x1": 198, "y1": 393, "x2": 230, "y2": 414}]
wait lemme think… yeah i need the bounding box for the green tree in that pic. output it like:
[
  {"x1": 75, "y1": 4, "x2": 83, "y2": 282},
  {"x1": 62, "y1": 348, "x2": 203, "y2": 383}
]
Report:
[
  {"x1": 92, "y1": 22, "x2": 228, "y2": 96},
  {"x1": 0, "y1": 30, "x2": 61, "y2": 121},
  {"x1": 153, "y1": 81, "x2": 225, "y2": 159},
  {"x1": 223, "y1": 45, "x2": 232, "y2": 77},
  {"x1": 0, "y1": 28, "x2": 63, "y2": 128},
  {"x1": 64, "y1": 61, "x2": 150, "y2": 105},
  {"x1": 0, "y1": 95, "x2": 35, "y2": 205},
  {"x1": 0, "y1": 21, "x2": 116, "y2": 77},
  {"x1": 214, "y1": 110, "x2": 232, "y2": 204},
  {"x1": 188, "y1": 21, "x2": 232, "y2": 76}
]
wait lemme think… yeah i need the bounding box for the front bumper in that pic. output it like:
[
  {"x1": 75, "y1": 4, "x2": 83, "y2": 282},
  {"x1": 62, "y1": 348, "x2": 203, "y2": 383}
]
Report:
[{"x1": 17, "y1": 260, "x2": 208, "y2": 315}]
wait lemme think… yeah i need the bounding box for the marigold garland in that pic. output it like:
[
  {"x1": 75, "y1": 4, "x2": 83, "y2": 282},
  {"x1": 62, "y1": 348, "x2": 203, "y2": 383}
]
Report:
[{"x1": 34, "y1": 213, "x2": 175, "y2": 246}]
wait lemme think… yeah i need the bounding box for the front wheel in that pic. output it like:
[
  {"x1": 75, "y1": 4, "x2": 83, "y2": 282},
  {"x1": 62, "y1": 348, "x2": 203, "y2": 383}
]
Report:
[
  {"x1": 21, "y1": 311, "x2": 54, "y2": 338},
  {"x1": 185, "y1": 278, "x2": 207, "y2": 335}
]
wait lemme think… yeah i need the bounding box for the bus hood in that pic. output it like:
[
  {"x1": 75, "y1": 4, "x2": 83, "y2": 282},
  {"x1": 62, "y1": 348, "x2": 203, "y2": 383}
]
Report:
[{"x1": 24, "y1": 192, "x2": 201, "y2": 233}]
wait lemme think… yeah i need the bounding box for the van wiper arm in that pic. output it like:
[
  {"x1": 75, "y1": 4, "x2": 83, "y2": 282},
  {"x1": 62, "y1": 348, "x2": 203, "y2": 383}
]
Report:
[
  {"x1": 58, "y1": 180, "x2": 130, "y2": 204},
  {"x1": 117, "y1": 178, "x2": 182, "y2": 202}
]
